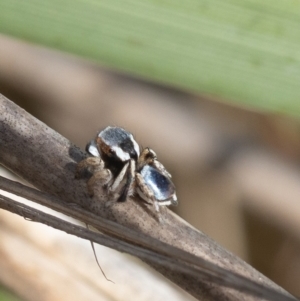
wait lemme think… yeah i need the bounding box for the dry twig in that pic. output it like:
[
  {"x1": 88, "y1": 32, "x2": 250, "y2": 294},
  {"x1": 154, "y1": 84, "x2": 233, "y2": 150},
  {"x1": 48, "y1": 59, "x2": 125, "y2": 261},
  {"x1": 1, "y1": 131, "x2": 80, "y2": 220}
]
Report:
[{"x1": 0, "y1": 94, "x2": 296, "y2": 301}]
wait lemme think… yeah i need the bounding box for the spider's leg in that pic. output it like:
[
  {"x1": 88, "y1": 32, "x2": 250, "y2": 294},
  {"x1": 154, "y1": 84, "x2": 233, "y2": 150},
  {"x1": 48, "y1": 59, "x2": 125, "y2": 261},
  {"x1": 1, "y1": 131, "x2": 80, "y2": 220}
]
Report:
[
  {"x1": 109, "y1": 162, "x2": 129, "y2": 193},
  {"x1": 105, "y1": 161, "x2": 131, "y2": 202},
  {"x1": 76, "y1": 157, "x2": 113, "y2": 197},
  {"x1": 117, "y1": 159, "x2": 135, "y2": 203},
  {"x1": 75, "y1": 157, "x2": 104, "y2": 179},
  {"x1": 87, "y1": 168, "x2": 112, "y2": 197},
  {"x1": 152, "y1": 160, "x2": 172, "y2": 178},
  {"x1": 135, "y1": 173, "x2": 160, "y2": 212}
]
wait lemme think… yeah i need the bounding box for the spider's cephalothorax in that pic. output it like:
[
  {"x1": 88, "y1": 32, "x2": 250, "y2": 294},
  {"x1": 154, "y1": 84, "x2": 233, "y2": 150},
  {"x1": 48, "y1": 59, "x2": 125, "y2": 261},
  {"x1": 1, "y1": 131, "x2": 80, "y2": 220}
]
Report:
[
  {"x1": 76, "y1": 126, "x2": 177, "y2": 212},
  {"x1": 86, "y1": 126, "x2": 140, "y2": 176}
]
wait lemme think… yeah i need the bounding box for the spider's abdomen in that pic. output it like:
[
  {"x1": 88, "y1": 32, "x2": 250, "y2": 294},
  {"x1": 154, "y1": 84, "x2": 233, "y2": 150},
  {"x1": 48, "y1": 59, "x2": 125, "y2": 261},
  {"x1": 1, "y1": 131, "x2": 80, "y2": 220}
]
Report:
[{"x1": 140, "y1": 165, "x2": 176, "y2": 202}]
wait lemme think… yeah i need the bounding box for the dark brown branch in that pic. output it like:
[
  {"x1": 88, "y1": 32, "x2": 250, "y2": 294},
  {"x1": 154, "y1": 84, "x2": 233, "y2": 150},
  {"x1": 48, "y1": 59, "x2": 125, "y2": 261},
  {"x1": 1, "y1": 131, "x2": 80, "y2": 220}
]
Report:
[{"x1": 0, "y1": 94, "x2": 296, "y2": 301}]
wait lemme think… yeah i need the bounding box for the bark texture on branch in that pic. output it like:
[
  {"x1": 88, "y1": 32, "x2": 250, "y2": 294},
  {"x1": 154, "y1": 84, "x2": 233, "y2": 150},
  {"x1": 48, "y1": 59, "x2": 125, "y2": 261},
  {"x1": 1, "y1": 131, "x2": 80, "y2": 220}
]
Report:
[{"x1": 0, "y1": 94, "x2": 294, "y2": 301}]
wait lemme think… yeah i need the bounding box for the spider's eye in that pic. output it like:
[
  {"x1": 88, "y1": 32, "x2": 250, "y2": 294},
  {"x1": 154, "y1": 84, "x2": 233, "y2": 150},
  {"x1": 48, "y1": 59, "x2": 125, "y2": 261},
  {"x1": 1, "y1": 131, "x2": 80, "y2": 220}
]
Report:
[
  {"x1": 86, "y1": 140, "x2": 100, "y2": 157},
  {"x1": 130, "y1": 149, "x2": 138, "y2": 160}
]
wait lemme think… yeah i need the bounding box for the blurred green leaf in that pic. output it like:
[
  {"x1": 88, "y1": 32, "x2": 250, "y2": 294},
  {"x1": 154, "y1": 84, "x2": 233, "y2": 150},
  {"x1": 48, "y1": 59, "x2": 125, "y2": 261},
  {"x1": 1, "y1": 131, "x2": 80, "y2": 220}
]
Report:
[
  {"x1": 0, "y1": 286, "x2": 23, "y2": 301},
  {"x1": 0, "y1": 0, "x2": 300, "y2": 115}
]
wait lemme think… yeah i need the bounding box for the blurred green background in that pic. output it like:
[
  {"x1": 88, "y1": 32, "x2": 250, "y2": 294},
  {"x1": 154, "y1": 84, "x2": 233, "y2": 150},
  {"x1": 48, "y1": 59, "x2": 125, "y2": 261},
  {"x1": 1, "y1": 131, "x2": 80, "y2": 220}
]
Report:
[{"x1": 1, "y1": 0, "x2": 300, "y2": 115}]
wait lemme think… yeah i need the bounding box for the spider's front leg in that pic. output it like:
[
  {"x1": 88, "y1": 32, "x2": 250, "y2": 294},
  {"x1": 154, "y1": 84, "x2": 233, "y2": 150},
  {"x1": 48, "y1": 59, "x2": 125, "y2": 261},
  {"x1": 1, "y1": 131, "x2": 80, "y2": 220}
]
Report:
[
  {"x1": 108, "y1": 161, "x2": 134, "y2": 202},
  {"x1": 76, "y1": 156, "x2": 134, "y2": 204},
  {"x1": 135, "y1": 173, "x2": 160, "y2": 213},
  {"x1": 76, "y1": 157, "x2": 113, "y2": 197},
  {"x1": 116, "y1": 160, "x2": 136, "y2": 203}
]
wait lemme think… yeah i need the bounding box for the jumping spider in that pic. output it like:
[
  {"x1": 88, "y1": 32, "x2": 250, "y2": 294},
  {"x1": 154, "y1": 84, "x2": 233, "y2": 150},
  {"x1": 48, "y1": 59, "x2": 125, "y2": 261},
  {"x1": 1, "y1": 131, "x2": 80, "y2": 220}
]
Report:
[{"x1": 76, "y1": 126, "x2": 177, "y2": 212}]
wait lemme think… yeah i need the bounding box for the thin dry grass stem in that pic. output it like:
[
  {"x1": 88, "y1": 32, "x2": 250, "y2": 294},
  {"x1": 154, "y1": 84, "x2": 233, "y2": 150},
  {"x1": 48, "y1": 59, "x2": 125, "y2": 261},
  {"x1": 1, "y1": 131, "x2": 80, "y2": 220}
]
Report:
[{"x1": 0, "y1": 176, "x2": 296, "y2": 301}]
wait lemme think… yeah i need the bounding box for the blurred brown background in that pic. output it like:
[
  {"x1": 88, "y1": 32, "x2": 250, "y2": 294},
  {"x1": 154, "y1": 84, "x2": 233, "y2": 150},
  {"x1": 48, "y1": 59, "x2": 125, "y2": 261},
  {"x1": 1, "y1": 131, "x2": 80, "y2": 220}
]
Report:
[{"x1": 1, "y1": 33, "x2": 300, "y2": 300}]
